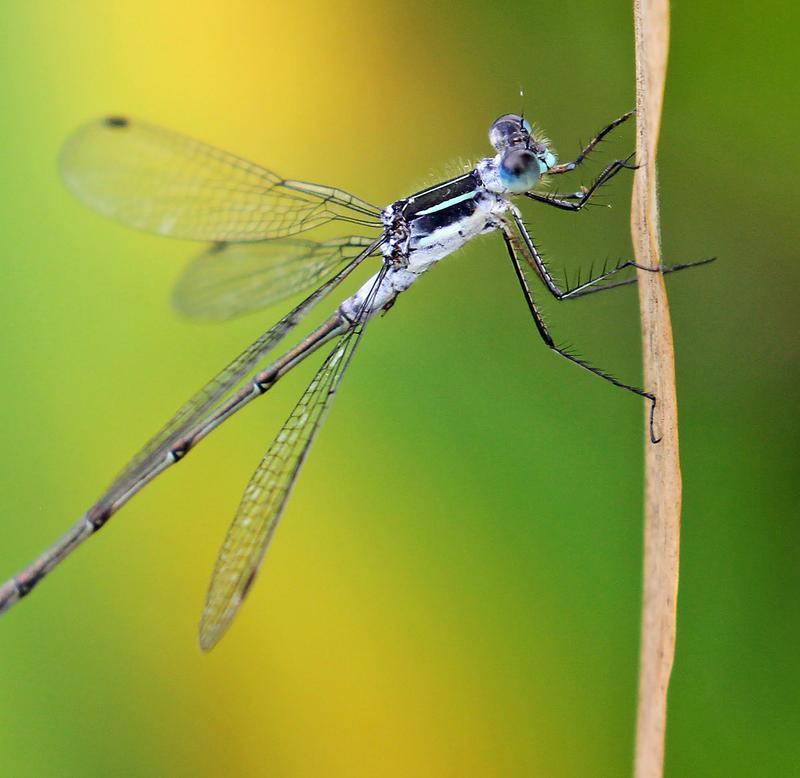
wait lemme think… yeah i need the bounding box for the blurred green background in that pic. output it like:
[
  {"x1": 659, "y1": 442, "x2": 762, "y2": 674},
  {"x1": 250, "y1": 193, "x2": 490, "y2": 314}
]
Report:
[{"x1": 0, "y1": 1, "x2": 797, "y2": 776}]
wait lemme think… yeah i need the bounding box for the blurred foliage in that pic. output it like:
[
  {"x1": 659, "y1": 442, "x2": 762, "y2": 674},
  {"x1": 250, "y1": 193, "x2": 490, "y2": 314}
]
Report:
[{"x1": 0, "y1": 1, "x2": 797, "y2": 776}]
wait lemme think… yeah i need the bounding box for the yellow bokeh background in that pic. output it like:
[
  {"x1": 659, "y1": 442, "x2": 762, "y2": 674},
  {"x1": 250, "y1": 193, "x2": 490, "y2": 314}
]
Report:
[{"x1": 0, "y1": 2, "x2": 797, "y2": 776}]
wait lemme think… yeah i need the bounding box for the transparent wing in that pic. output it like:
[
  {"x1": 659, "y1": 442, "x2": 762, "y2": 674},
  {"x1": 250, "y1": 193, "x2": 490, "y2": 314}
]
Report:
[
  {"x1": 173, "y1": 236, "x2": 375, "y2": 321},
  {"x1": 198, "y1": 267, "x2": 388, "y2": 650},
  {"x1": 103, "y1": 235, "x2": 383, "y2": 503},
  {"x1": 60, "y1": 116, "x2": 382, "y2": 242}
]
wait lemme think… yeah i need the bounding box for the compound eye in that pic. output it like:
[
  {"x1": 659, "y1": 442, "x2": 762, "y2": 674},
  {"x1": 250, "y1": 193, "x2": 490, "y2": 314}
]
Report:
[
  {"x1": 499, "y1": 148, "x2": 543, "y2": 193},
  {"x1": 489, "y1": 113, "x2": 533, "y2": 151}
]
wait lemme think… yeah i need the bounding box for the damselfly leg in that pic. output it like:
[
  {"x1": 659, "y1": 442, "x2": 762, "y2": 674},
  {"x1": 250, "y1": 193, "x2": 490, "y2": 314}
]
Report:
[
  {"x1": 547, "y1": 110, "x2": 635, "y2": 175},
  {"x1": 509, "y1": 208, "x2": 714, "y2": 300},
  {"x1": 509, "y1": 208, "x2": 663, "y2": 300},
  {"x1": 561, "y1": 258, "x2": 716, "y2": 300},
  {"x1": 501, "y1": 222, "x2": 661, "y2": 444},
  {"x1": 528, "y1": 153, "x2": 638, "y2": 212}
]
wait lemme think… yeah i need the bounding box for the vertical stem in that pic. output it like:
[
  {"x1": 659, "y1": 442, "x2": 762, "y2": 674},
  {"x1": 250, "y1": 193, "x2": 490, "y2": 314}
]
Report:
[{"x1": 631, "y1": 1, "x2": 681, "y2": 777}]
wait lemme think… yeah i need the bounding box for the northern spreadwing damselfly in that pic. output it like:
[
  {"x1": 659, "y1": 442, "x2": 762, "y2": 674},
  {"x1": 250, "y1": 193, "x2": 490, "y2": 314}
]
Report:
[{"x1": 0, "y1": 110, "x2": 710, "y2": 649}]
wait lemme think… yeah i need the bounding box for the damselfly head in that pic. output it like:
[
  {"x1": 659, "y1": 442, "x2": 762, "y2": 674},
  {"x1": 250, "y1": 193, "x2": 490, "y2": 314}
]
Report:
[{"x1": 489, "y1": 114, "x2": 557, "y2": 193}]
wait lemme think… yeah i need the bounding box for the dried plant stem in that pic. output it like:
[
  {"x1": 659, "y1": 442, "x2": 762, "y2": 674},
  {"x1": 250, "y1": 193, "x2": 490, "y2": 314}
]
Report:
[{"x1": 631, "y1": 1, "x2": 680, "y2": 777}]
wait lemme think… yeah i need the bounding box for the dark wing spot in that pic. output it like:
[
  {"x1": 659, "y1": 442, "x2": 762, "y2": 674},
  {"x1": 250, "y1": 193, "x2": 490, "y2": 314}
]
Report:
[
  {"x1": 209, "y1": 241, "x2": 228, "y2": 254},
  {"x1": 104, "y1": 116, "x2": 129, "y2": 128}
]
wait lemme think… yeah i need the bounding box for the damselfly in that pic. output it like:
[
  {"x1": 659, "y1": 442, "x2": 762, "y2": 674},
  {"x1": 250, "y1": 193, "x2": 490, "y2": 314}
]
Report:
[{"x1": 0, "y1": 111, "x2": 709, "y2": 649}]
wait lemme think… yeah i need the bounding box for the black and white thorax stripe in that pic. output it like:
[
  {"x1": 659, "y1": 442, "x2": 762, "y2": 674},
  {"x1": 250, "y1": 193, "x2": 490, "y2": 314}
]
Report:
[
  {"x1": 338, "y1": 166, "x2": 509, "y2": 322},
  {"x1": 382, "y1": 169, "x2": 507, "y2": 271}
]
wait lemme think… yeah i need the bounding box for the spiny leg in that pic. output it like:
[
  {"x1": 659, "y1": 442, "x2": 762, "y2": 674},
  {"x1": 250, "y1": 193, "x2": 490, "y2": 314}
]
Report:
[
  {"x1": 547, "y1": 110, "x2": 635, "y2": 175},
  {"x1": 563, "y1": 258, "x2": 716, "y2": 300},
  {"x1": 526, "y1": 154, "x2": 638, "y2": 212},
  {"x1": 500, "y1": 224, "x2": 661, "y2": 444},
  {"x1": 510, "y1": 209, "x2": 665, "y2": 301}
]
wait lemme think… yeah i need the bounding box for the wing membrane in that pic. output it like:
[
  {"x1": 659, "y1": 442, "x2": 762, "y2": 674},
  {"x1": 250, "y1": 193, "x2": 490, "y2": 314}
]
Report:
[
  {"x1": 173, "y1": 236, "x2": 375, "y2": 321},
  {"x1": 198, "y1": 267, "x2": 388, "y2": 650},
  {"x1": 60, "y1": 117, "x2": 382, "y2": 242},
  {"x1": 103, "y1": 236, "x2": 383, "y2": 503}
]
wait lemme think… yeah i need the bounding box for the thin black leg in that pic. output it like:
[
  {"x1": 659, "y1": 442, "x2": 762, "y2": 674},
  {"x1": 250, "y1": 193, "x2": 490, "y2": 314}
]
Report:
[
  {"x1": 526, "y1": 153, "x2": 637, "y2": 212},
  {"x1": 563, "y1": 258, "x2": 716, "y2": 300},
  {"x1": 500, "y1": 224, "x2": 661, "y2": 444},
  {"x1": 510, "y1": 209, "x2": 664, "y2": 301},
  {"x1": 547, "y1": 110, "x2": 634, "y2": 175}
]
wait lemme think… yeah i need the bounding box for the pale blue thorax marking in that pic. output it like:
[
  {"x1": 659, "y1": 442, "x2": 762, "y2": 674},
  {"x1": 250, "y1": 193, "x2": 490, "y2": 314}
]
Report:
[{"x1": 414, "y1": 190, "x2": 476, "y2": 216}]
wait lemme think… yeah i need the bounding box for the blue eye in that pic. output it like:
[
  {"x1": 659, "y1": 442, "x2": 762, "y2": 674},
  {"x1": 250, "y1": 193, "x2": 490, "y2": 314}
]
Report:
[{"x1": 499, "y1": 148, "x2": 543, "y2": 193}]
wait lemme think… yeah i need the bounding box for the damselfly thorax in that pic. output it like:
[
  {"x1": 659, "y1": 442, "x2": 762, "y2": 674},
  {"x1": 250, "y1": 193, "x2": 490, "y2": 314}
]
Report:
[{"x1": 343, "y1": 171, "x2": 510, "y2": 321}]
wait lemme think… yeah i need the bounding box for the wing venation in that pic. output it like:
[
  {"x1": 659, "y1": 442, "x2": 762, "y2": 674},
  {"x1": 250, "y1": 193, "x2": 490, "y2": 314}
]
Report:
[{"x1": 60, "y1": 117, "x2": 381, "y2": 242}]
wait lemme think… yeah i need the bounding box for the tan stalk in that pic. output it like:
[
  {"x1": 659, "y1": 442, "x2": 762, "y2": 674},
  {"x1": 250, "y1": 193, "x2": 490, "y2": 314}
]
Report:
[{"x1": 630, "y1": 1, "x2": 680, "y2": 777}]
